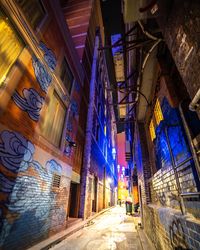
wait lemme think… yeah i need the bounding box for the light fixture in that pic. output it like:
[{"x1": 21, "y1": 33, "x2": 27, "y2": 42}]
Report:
[
  {"x1": 108, "y1": 178, "x2": 112, "y2": 184},
  {"x1": 112, "y1": 148, "x2": 116, "y2": 160},
  {"x1": 66, "y1": 136, "x2": 77, "y2": 148},
  {"x1": 68, "y1": 141, "x2": 77, "y2": 147}
]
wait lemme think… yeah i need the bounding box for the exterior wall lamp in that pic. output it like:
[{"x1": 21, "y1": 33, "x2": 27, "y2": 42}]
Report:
[{"x1": 66, "y1": 136, "x2": 77, "y2": 148}]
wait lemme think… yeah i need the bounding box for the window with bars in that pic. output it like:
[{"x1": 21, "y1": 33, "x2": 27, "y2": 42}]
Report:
[
  {"x1": 0, "y1": 9, "x2": 24, "y2": 85},
  {"x1": 15, "y1": 0, "x2": 45, "y2": 30}
]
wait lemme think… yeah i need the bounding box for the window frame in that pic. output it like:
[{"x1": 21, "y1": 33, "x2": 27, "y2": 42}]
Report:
[
  {"x1": 39, "y1": 87, "x2": 68, "y2": 149},
  {"x1": 60, "y1": 57, "x2": 74, "y2": 96},
  {"x1": 15, "y1": 0, "x2": 47, "y2": 32},
  {"x1": 0, "y1": 7, "x2": 25, "y2": 87},
  {"x1": 0, "y1": 7, "x2": 30, "y2": 111}
]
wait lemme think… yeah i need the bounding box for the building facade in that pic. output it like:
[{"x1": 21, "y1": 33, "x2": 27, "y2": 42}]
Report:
[
  {"x1": 122, "y1": 0, "x2": 200, "y2": 249},
  {"x1": 0, "y1": 0, "x2": 117, "y2": 249}
]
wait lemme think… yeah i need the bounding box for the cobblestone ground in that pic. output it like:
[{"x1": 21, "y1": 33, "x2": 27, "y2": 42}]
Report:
[{"x1": 51, "y1": 206, "x2": 146, "y2": 250}]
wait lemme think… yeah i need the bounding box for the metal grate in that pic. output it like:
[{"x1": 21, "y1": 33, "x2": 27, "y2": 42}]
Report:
[{"x1": 52, "y1": 173, "x2": 61, "y2": 188}]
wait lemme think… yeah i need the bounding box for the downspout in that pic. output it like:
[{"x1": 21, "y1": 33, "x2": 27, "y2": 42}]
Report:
[{"x1": 79, "y1": 34, "x2": 99, "y2": 219}]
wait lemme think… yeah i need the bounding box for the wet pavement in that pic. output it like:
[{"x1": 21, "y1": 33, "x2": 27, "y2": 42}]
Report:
[{"x1": 51, "y1": 206, "x2": 150, "y2": 250}]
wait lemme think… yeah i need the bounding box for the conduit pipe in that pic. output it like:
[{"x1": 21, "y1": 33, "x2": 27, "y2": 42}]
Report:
[
  {"x1": 135, "y1": 38, "x2": 162, "y2": 104},
  {"x1": 189, "y1": 88, "x2": 200, "y2": 112}
]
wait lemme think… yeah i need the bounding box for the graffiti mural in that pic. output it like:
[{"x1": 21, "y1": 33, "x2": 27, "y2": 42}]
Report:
[
  {"x1": 39, "y1": 42, "x2": 57, "y2": 72},
  {"x1": 32, "y1": 56, "x2": 52, "y2": 93},
  {"x1": 0, "y1": 130, "x2": 68, "y2": 249},
  {"x1": 12, "y1": 43, "x2": 57, "y2": 121},
  {"x1": 71, "y1": 99, "x2": 79, "y2": 117},
  {"x1": 65, "y1": 134, "x2": 72, "y2": 156},
  {"x1": 169, "y1": 218, "x2": 189, "y2": 249},
  {"x1": 12, "y1": 88, "x2": 44, "y2": 121},
  {"x1": 0, "y1": 130, "x2": 34, "y2": 173}
]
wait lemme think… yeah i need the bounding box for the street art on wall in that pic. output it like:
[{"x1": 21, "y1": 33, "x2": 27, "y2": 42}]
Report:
[
  {"x1": 39, "y1": 42, "x2": 57, "y2": 72},
  {"x1": 32, "y1": 56, "x2": 52, "y2": 93},
  {"x1": 64, "y1": 97, "x2": 79, "y2": 156},
  {"x1": 71, "y1": 99, "x2": 79, "y2": 117},
  {"x1": 12, "y1": 43, "x2": 57, "y2": 121},
  {"x1": 169, "y1": 218, "x2": 189, "y2": 249},
  {"x1": 65, "y1": 134, "x2": 72, "y2": 156},
  {"x1": 0, "y1": 130, "x2": 67, "y2": 249},
  {"x1": 32, "y1": 42, "x2": 57, "y2": 93},
  {"x1": 12, "y1": 88, "x2": 44, "y2": 121}
]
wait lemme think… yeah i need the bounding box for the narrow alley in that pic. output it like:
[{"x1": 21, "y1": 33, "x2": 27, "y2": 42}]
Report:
[
  {"x1": 50, "y1": 206, "x2": 151, "y2": 250},
  {"x1": 0, "y1": 0, "x2": 200, "y2": 250}
]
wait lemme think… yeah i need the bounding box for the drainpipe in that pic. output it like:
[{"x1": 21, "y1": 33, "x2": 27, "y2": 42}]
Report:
[
  {"x1": 79, "y1": 34, "x2": 99, "y2": 219},
  {"x1": 179, "y1": 102, "x2": 200, "y2": 182}
]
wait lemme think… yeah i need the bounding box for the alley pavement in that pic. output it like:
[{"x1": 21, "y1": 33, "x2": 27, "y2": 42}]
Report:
[{"x1": 50, "y1": 206, "x2": 154, "y2": 250}]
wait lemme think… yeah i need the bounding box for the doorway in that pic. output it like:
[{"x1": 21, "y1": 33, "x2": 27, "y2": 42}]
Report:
[
  {"x1": 68, "y1": 182, "x2": 80, "y2": 218},
  {"x1": 92, "y1": 176, "x2": 98, "y2": 212}
]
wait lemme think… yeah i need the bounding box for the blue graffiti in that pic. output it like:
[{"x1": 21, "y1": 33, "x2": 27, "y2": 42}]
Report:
[
  {"x1": 12, "y1": 88, "x2": 44, "y2": 121},
  {"x1": 65, "y1": 134, "x2": 72, "y2": 156},
  {"x1": 32, "y1": 56, "x2": 52, "y2": 92},
  {"x1": 39, "y1": 42, "x2": 57, "y2": 72},
  {"x1": 0, "y1": 131, "x2": 35, "y2": 173},
  {"x1": 67, "y1": 120, "x2": 73, "y2": 132},
  {"x1": 46, "y1": 159, "x2": 62, "y2": 175},
  {"x1": 71, "y1": 99, "x2": 78, "y2": 116},
  {"x1": 75, "y1": 81, "x2": 80, "y2": 92},
  {"x1": 0, "y1": 130, "x2": 67, "y2": 248},
  {"x1": 0, "y1": 173, "x2": 15, "y2": 193}
]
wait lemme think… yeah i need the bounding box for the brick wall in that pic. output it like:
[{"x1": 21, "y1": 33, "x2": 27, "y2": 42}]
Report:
[
  {"x1": 158, "y1": 0, "x2": 200, "y2": 101},
  {"x1": 136, "y1": 36, "x2": 200, "y2": 249},
  {"x1": 144, "y1": 204, "x2": 200, "y2": 250},
  {"x1": 0, "y1": 1, "x2": 85, "y2": 249},
  {"x1": 134, "y1": 122, "x2": 151, "y2": 206}
]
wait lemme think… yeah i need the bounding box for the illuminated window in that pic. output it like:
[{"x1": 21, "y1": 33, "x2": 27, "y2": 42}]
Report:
[
  {"x1": 149, "y1": 119, "x2": 156, "y2": 141},
  {"x1": 41, "y1": 91, "x2": 66, "y2": 147},
  {"x1": 15, "y1": 0, "x2": 45, "y2": 30},
  {"x1": 154, "y1": 99, "x2": 163, "y2": 125},
  {"x1": 0, "y1": 10, "x2": 24, "y2": 85}
]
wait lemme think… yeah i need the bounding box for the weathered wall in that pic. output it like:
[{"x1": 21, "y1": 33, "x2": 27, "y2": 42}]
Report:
[
  {"x1": 144, "y1": 204, "x2": 200, "y2": 250},
  {"x1": 0, "y1": 127, "x2": 71, "y2": 250},
  {"x1": 158, "y1": 0, "x2": 200, "y2": 100},
  {"x1": 136, "y1": 44, "x2": 200, "y2": 249},
  {"x1": 0, "y1": 1, "x2": 85, "y2": 249}
]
